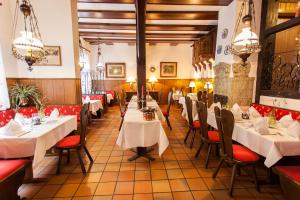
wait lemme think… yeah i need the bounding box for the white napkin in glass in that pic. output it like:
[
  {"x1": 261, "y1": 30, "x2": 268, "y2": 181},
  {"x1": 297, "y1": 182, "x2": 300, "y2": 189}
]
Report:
[
  {"x1": 249, "y1": 106, "x2": 261, "y2": 119},
  {"x1": 48, "y1": 108, "x2": 59, "y2": 121},
  {"x1": 0, "y1": 120, "x2": 28, "y2": 137},
  {"x1": 253, "y1": 117, "x2": 270, "y2": 135},
  {"x1": 286, "y1": 121, "x2": 300, "y2": 140},
  {"x1": 231, "y1": 103, "x2": 242, "y2": 121},
  {"x1": 279, "y1": 114, "x2": 294, "y2": 128}
]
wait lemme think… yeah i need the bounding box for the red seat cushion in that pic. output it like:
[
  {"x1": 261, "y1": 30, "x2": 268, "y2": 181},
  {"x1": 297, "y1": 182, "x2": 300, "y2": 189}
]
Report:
[
  {"x1": 44, "y1": 105, "x2": 81, "y2": 121},
  {"x1": 193, "y1": 120, "x2": 201, "y2": 128},
  {"x1": 83, "y1": 95, "x2": 105, "y2": 105},
  {"x1": 0, "y1": 160, "x2": 28, "y2": 181},
  {"x1": 232, "y1": 144, "x2": 259, "y2": 162},
  {"x1": 17, "y1": 107, "x2": 38, "y2": 118},
  {"x1": 162, "y1": 111, "x2": 168, "y2": 117},
  {"x1": 208, "y1": 131, "x2": 220, "y2": 142},
  {"x1": 0, "y1": 109, "x2": 15, "y2": 127},
  {"x1": 106, "y1": 91, "x2": 115, "y2": 99},
  {"x1": 275, "y1": 166, "x2": 300, "y2": 183},
  {"x1": 56, "y1": 135, "x2": 80, "y2": 148}
]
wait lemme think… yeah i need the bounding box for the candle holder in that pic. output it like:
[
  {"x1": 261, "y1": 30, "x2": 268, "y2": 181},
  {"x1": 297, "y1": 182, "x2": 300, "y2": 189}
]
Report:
[{"x1": 138, "y1": 97, "x2": 147, "y2": 109}]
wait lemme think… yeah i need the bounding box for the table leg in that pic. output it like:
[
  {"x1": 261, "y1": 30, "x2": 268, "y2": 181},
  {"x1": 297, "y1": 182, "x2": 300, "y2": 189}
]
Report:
[{"x1": 128, "y1": 147, "x2": 155, "y2": 161}]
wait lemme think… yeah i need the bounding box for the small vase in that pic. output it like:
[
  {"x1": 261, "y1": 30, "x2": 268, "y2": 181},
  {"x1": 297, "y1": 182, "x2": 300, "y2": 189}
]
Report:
[{"x1": 21, "y1": 97, "x2": 29, "y2": 106}]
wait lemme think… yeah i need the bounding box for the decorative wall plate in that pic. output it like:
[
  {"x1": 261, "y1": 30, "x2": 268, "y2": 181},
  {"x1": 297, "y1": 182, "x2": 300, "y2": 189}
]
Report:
[
  {"x1": 150, "y1": 66, "x2": 156, "y2": 72},
  {"x1": 217, "y1": 45, "x2": 223, "y2": 54},
  {"x1": 224, "y1": 45, "x2": 231, "y2": 55},
  {"x1": 222, "y1": 28, "x2": 228, "y2": 39}
]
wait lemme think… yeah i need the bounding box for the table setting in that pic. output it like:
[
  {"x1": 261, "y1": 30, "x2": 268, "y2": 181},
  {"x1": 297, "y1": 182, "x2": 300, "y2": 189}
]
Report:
[{"x1": 83, "y1": 96, "x2": 103, "y2": 115}]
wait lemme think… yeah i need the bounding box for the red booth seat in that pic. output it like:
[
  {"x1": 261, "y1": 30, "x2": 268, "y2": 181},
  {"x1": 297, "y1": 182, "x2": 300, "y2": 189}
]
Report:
[
  {"x1": 0, "y1": 160, "x2": 28, "y2": 181},
  {"x1": 82, "y1": 95, "x2": 105, "y2": 105},
  {"x1": 106, "y1": 90, "x2": 115, "y2": 99},
  {"x1": 44, "y1": 105, "x2": 82, "y2": 121},
  {"x1": 251, "y1": 103, "x2": 300, "y2": 121},
  {"x1": 17, "y1": 107, "x2": 38, "y2": 118},
  {"x1": 0, "y1": 110, "x2": 15, "y2": 127},
  {"x1": 276, "y1": 166, "x2": 300, "y2": 184}
]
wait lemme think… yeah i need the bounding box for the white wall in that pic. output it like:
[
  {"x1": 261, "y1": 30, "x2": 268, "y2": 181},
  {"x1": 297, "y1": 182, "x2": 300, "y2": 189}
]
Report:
[
  {"x1": 89, "y1": 43, "x2": 194, "y2": 80},
  {"x1": 0, "y1": 0, "x2": 78, "y2": 78}
]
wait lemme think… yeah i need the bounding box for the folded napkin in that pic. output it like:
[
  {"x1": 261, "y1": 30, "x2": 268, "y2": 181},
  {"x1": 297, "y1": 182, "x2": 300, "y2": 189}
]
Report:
[
  {"x1": 286, "y1": 121, "x2": 300, "y2": 140},
  {"x1": 279, "y1": 114, "x2": 294, "y2": 128},
  {"x1": 249, "y1": 106, "x2": 261, "y2": 119},
  {"x1": 231, "y1": 103, "x2": 242, "y2": 121},
  {"x1": 84, "y1": 96, "x2": 90, "y2": 103},
  {"x1": 209, "y1": 102, "x2": 221, "y2": 111},
  {"x1": 14, "y1": 113, "x2": 25, "y2": 126},
  {"x1": 253, "y1": 117, "x2": 270, "y2": 135},
  {"x1": 0, "y1": 120, "x2": 28, "y2": 137},
  {"x1": 48, "y1": 108, "x2": 59, "y2": 121}
]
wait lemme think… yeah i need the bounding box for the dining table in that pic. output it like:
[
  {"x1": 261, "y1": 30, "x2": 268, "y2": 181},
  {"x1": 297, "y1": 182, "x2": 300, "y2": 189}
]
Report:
[
  {"x1": 207, "y1": 110, "x2": 300, "y2": 168},
  {"x1": 88, "y1": 100, "x2": 103, "y2": 115},
  {"x1": 116, "y1": 96, "x2": 169, "y2": 161},
  {"x1": 106, "y1": 93, "x2": 114, "y2": 104},
  {"x1": 0, "y1": 115, "x2": 77, "y2": 177},
  {"x1": 178, "y1": 96, "x2": 199, "y2": 121}
]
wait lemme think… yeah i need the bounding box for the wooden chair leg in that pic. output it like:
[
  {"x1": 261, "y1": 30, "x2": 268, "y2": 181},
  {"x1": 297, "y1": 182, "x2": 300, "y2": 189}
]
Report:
[
  {"x1": 119, "y1": 117, "x2": 124, "y2": 131},
  {"x1": 252, "y1": 165, "x2": 260, "y2": 192},
  {"x1": 205, "y1": 144, "x2": 212, "y2": 168},
  {"x1": 66, "y1": 149, "x2": 70, "y2": 164},
  {"x1": 229, "y1": 164, "x2": 238, "y2": 197},
  {"x1": 76, "y1": 148, "x2": 86, "y2": 174},
  {"x1": 195, "y1": 141, "x2": 204, "y2": 158},
  {"x1": 184, "y1": 128, "x2": 191, "y2": 143},
  {"x1": 213, "y1": 158, "x2": 224, "y2": 178},
  {"x1": 166, "y1": 116, "x2": 172, "y2": 130},
  {"x1": 190, "y1": 129, "x2": 196, "y2": 149},
  {"x1": 56, "y1": 149, "x2": 63, "y2": 175},
  {"x1": 83, "y1": 145, "x2": 94, "y2": 163}
]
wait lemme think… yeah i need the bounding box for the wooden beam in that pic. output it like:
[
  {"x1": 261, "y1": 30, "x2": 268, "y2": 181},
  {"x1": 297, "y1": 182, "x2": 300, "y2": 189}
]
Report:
[
  {"x1": 78, "y1": 10, "x2": 135, "y2": 19},
  {"x1": 147, "y1": 0, "x2": 233, "y2": 6},
  {"x1": 80, "y1": 32, "x2": 203, "y2": 38},
  {"x1": 79, "y1": 22, "x2": 136, "y2": 30},
  {"x1": 136, "y1": 0, "x2": 147, "y2": 107},
  {"x1": 78, "y1": 0, "x2": 134, "y2": 3},
  {"x1": 146, "y1": 11, "x2": 218, "y2": 20},
  {"x1": 87, "y1": 39, "x2": 196, "y2": 44}
]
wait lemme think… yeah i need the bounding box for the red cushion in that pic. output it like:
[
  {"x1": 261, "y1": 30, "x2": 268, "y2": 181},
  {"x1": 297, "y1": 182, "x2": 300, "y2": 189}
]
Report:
[
  {"x1": 275, "y1": 166, "x2": 300, "y2": 183},
  {"x1": 0, "y1": 110, "x2": 15, "y2": 127},
  {"x1": 56, "y1": 135, "x2": 80, "y2": 148},
  {"x1": 0, "y1": 160, "x2": 28, "y2": 181},
  {"x1": 193, "y1": 120, "x2": 201, "y2": 128},
  {"x1": 106, "y1": 91, "x2": 115, "y2": 99},
  {"x1": 83, "y1": 95, "x2": 105, "y2": 105},
  {"x1": 162, "y1": 111, "x2": 168, "y2": 116},
  {"x1": 232, "y1": 144, "x2": 259, "y2": 162},
  {"x1": 208, "y1": 131, "x2": 220, "y2": 142},
  {"x1": 44, "y1": 105, "x2": 82, "y2": 121},
  {"x1": 17, "y1": 107, "x2": 38, "y2": 118}
]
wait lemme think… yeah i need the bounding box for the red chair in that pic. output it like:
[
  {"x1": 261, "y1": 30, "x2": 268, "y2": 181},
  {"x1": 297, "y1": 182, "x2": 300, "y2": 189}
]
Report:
[
  {"x1": 195, "y1": 101, "x2": 221, "y2": 168},
  {"x1": 212, "y1": 108, "x2": 260, "y2": 196},
  {"x1": 0, "y1": 159, "x2": 29, "y2": 200},
  {"x1": 162, "y1": 91, "x2": 173, "y2": 130},
  {"x1": 273, "y1": 166, "x2": 300, "y2": 200},
  {"x1": 55, "y1": 104, "x2": 93, "y2": 174},
  {"x1": 184, "y1": 97, "x2": 201, "y2": 148}
]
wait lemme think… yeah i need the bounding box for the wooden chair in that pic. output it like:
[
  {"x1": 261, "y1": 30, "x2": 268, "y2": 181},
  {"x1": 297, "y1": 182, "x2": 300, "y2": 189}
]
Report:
[
  {"x1": 0, "y1": 159, "x2": 30, "y2": 200},
  {"x1": 212, "y1": 108, "x2": 260, "y2": 196},
  {"x1": 56, "y1": 104, "x2": 93, "y2": 174},
  {"x1": 162, "y1": 91, "x2": 173, "y2": 130},
  {"x1": 184, "y1": 97, "x2": 201, "y2": 148},
  {"x1": 116, "y1": 92, "x2": 126, "y2": 131},
  {"x1": 197, "y1": 91, "x2": 203, "y2": 101},
  {"x1": 194, "y1": 101, "x2": 221, "y2": 168}
]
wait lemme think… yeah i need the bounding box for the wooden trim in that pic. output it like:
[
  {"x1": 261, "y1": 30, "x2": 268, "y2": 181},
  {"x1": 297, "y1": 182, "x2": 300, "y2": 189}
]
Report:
[{"x1": 264, "y1": 16, "x2": 300, "y2": 37}]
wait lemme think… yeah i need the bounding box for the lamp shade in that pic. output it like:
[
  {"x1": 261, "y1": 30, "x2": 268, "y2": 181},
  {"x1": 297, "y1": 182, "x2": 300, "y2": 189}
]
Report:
[
  {"x1": 233, "y1": 27, "x2": 259, "y2": 47},
  {"x1": 189, "y1": 81, "x2": 196, "y2": 88},
  {"x1": 126, "y1": 76, "x2": 136, "y2": 83},
  {"x1": 204, "y1": 82, "x2": 213, "y2": 89},
  {"x1": 149, "y1": 75, "x2": 158, "y2": 83},
  {"x1": 13, "y1": 31, "x2": 44, "y2": 51}
]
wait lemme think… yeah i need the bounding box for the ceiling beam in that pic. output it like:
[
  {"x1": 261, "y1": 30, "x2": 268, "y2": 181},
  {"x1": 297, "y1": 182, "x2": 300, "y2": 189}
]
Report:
[
  {"x1": 78, "y1": 0, "x2": 134, "y2": 3},
  {"x1": 78, "y1": 10, "x2": 135, "y2": 19},
  {"x1": 88, "y1": 39, "x2": 195, "y2": 44}
]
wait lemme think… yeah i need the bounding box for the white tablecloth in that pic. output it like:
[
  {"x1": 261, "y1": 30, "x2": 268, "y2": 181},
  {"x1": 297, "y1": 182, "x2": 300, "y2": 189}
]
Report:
[
  {"x1": 116, "y1": 99, "x2": 169, "y2": 156},
  {"x1": 173, "y1": 93, "x2": 183, "y2": 101},
  {"x1": 178, "y1": 97, "x2": 198, "y2": 121},
  {"x1": 89, "y1": 100, "x2": 103, "y2": 115},
  {"x1": 107, "y1": 94, "x2": 114, "y2": 103},
  {"x1": 207, "y1": 111, "x2": 300, "y2": 167},
  {"x1": 0, "y1": 116, "x2": 77, "y2": 176}
]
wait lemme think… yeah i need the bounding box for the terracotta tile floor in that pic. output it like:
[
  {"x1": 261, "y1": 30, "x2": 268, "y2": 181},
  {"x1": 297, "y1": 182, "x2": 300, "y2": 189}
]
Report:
[{"x1": 18, "y1": 106, "x2": 284, "y2": 200}]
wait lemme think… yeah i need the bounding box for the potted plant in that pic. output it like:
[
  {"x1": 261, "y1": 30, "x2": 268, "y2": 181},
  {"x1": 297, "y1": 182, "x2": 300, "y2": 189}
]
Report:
[{"x1": 10, "y1": 83, "x2": 43, "y2": 111}]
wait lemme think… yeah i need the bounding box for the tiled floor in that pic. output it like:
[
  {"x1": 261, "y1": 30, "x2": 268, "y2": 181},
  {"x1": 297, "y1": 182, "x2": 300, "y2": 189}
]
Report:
[{"x1": 18, "y1": 105, "x2": 284, "y2": 200}]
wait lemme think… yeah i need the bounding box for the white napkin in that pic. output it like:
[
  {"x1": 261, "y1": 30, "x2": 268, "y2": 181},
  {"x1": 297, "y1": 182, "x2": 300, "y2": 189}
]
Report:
[
  {"x1": 249, "y1": 106, "x2": 261, "y2": 119},
  {"x1": 0, "y1": 120, "x2": 28, "y2": 137},
  {"x1": 253, "y1": 117, "x2": 270, "y2": 135},
  {"x1": 279, "y1": 114, "x2": 294, "y2": 128},
  {"x1": 14, "y1": 113, "x2": 25, "y2": 126},
  {"x1": 231, "y1": 103, "x2": 242, "y2": 121},
  {"x1": 209, "y1": 102, "x2": 221, "y2": 111},
  {"x1": 286, "y1": 121, "x2": 300, "y2": 140},
  {"x1": 84, "y1": 96, "x2": 90, "y2": 103},
  {"x1": 48, "y1": 108, "x2": 59, "y2": 121}
]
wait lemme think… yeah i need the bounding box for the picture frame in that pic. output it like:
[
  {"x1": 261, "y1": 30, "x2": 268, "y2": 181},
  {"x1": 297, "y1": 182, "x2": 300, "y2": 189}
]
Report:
[
  {"x1": 160, "y1": 62, "x2": 177, "y2": 77},
  {"x1": 105, "y1": 63, "x2": 126, "y2": 78},
  {"x1": 34, "y1": 45, "x2": 62, "y2": 66}
]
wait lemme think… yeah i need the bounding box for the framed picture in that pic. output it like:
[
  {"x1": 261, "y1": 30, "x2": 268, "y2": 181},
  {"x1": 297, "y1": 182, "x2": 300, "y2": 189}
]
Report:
[
  {"x1": 160, "y1": 62, "x2": 177, "y2": 77},
  {"x1": 34, "y1": 45, "x2": 62, "y2": 66},
  {"x1": 105, "y1": 63, "x2": 126, "y2": 78}
]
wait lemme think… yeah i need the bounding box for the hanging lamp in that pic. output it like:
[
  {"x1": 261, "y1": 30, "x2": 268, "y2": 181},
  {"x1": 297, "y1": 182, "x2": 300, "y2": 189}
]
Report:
[
  {"x1": 12, "y1": 0, "x2": 44, "y2": 71},
  {"x1": 229, "y1": 0, "x2": 260, "y2": 63}
]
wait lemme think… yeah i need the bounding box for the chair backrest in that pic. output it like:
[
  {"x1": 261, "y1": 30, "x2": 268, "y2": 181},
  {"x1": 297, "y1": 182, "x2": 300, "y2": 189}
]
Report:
[
  {"x1": 166, "y1": 91, "x2": 173, "y2": 114},
  {"x1": 185, "y1": 96, "x2": 194, "y2": 127},
  {"x1": 220, "y1": 109, "x2": 235, "y2": 158},
  {"x1": 115, "y1": 91, "x2": 124, "y2": 114},
  {"x1": 197, "y1": 91, "x2": 203, "y2": 101},
  {"x1": 80, "y1": 103, "x2": 89, "y2": 145},
  {"x1": 196, "y1": 101, "x2": 208, "y2": 139},
  {"x1": 214, "y1": 106, "x2": 224, "y2": 151}
]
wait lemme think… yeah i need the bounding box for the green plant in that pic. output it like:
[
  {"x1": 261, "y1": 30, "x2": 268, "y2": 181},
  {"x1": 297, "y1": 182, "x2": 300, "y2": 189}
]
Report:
[{"x1": 10, "y1": 83, "x2": 43, "y2": 111}]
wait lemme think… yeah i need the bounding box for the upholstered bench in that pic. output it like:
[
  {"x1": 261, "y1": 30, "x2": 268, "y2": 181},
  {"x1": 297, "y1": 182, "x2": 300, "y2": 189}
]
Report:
[
  {"x1": 44, "y1": 105, "x2": 82, "y2": 126},
  {"x1": 274, "y1": 166, "x2": 300, "y2": 200},
  {"x1": 251, "y1": 103, "x2": 300, "y2": 121},
  {"x1": 0, "y1": 109, "x2": 15, "y2": 127},
  {"x1": 0, "y1": 159, "x2": 29, "y2": 200}
]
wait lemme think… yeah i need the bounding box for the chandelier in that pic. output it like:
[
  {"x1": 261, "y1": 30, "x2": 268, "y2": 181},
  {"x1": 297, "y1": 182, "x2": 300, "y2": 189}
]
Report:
[
  {"x1": 229, "y1": 0, "x2": 260, "y2": 63},
  {"x1": 12, "y1": 0, "x2": 44, "y2": 71}
]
